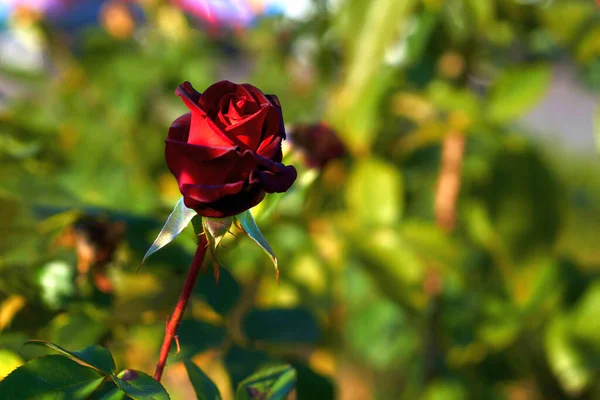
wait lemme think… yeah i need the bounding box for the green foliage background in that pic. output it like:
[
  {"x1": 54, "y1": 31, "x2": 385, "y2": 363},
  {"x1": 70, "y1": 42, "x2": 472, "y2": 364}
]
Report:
[{"x1": 1, "y1": 0, "x2": 600, "y2": 399}]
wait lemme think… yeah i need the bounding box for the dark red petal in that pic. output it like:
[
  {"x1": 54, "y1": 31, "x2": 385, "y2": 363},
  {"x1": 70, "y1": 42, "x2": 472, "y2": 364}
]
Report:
[
  {"x1": 243, "y1": 150, "x2": 297, "y2": 193},
  {"x1": 168, "y1": 113, "x2": 192, "y2": 142},
  {"x1": 241, "y1": 84, "x2": 270, "y2": 106},
  {"x1": 265, "y1": 94, "x2": 281, "y2": 108},
  {"x1": 184, "y1": 188, "x2": 266, "y2": 218},
  {"x1": 250, "y1": 165, "x2": 297, "y2": 193},
  {"x1": 165, "y1": 140, "x2": 240, "y2": 186},
  {"x1": 181, "y1": 181, "x2": 246, "y2": 203},
  {"x1": 256, "y1": 134, "x2": 282, "y2": 161},
  {"x1": 234, "y1": 84, "x2": 256, "y2": 102},
  {"x1": 198, "y1": 80, "x2": 238, "y2": 118},
  {"x1": 224, "y1": 106, "x2": 269, "y2": 151},
  {"x1": 176, "y1": 82, "x2": 202, "y2": 104},
  {"x1": 262, "y1": 96, "x2": 286, "y2": 141}
]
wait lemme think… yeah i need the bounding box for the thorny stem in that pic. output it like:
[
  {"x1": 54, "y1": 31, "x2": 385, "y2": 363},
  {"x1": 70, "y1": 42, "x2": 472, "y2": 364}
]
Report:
[{"x1": 153, "y1": 234, "x2": 208, "y2": 381}]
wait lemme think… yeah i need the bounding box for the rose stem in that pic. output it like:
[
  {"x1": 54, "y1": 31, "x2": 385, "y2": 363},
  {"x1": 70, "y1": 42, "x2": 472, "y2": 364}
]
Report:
[{"x1": 153, "y1": 233, "x2": 208, "y2": 381}]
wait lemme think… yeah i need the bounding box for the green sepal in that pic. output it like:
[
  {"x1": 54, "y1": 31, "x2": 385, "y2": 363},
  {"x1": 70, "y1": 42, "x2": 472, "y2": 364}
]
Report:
[
  {"x1": 234, "y1": 210, "x2": 279, "y2": 283},
  {"x1": 140, "y1": 197, "x2": 197, "y2": 269}
]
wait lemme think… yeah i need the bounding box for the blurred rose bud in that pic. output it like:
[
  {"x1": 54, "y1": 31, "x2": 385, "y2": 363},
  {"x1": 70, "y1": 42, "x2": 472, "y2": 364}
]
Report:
[
  {"x1": 57, "y1": 215, "x2": 125, "y2": 294},
  {"x1": 289, "y1": 122, "x2": 347, "y2": 169}
]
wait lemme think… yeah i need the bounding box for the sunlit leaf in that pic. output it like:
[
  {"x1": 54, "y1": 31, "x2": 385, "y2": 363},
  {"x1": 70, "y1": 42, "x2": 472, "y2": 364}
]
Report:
[
  {"x1": 486, "y1": 64, "x2": 552, "y2": 122},
  {"x1": 346, "y1": 158, "x2": 403, "y2": 226},
  {"x1": 545, "y1": 316, "x2": 594, "y2": 396},
  {"x1": 0, "y1": 355, "x2": 104, "y2": 399},
  {"x1": 0, "y1": 349, "x2": 23, "y2": 379}
]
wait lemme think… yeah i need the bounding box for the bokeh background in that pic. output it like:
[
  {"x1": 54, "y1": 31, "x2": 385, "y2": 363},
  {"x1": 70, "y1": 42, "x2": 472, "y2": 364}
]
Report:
[{"x1": 1, "y1": 0, "x2": 600, "y2": 399}]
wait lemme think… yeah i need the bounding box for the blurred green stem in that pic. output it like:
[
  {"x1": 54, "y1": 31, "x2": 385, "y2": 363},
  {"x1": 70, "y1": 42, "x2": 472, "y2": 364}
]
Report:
[{"x1": 153, "y1": 234, "x2": 208, "y2": 381}]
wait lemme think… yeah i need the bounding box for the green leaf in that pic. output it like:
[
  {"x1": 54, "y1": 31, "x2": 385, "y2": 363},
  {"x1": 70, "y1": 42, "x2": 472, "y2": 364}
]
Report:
[
  {"x1": 235, "y1": 210, "x2": 279, "y2": 282},
  {"x1": 473, "y1": 147, "x2": 562, "y2": 259},
  {"x1": 46, "y1": 310, "x2": 108, "y2": 351},
  {"x1": 486, "y1": 64, "x2": 552, "y2": 123},
  {"x1": 90, "y1": 381, "x2": 127, "y2": 400},
  {"x1": 26, "y1": 340, "x2": 116, "y2": 375},
  {"x1": 184, "y1": 360, "x2": 222, "y2": 400},
  {"x1": 242, "y1": 308, "x2": 319, "y2": 344},
  {"x1": 345, "y1": 298, "x2": 418, "y2": 369},
  {"x1": 174, "y1": 320, "x2": 227, "y2": 361},
  {"x1": 0, "y1": 349, "x2": 23, "y2": 379},
  {"x1": 0, "y1": 355, "x2": 104, "y2": 399},
  {"x1": 141, "y1": 197, "x2": 196, "y2": 265},
  {"x1": 224, "y1": 346, "x2": 270, "y2": 390},
  {"x1": 193, "y1": 266, "x2": 241, "y2": 316},
  {"x1": 346, "y1": 158, "x2": 403, "y2": 226},
  {"x1": 545, "y1": 316, "x2": 594, "y2": 396},
  {"x1": 290, "y1": 363, "x2": 335, "y2": 400},
  {"x1": 235, "y1": 365, "x2": 296, "y2": 400},
  {"x1": 113, "y1": 369, "x2": 170, "y2": 400}
]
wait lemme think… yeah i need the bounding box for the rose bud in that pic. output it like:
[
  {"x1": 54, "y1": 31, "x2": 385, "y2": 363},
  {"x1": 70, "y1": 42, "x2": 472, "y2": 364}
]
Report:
[
  {"x1": 165, "y1": 81, "x2": 297, "y2": 218},
  {"x1": 289, "y1": 122, "x2": 346, "y2": 168}
]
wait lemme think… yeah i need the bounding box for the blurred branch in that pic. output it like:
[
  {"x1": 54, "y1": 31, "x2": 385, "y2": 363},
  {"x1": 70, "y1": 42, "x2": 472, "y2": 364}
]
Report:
[{"x1": 434, "y1": 132, "x2": 466, "y2": 232}]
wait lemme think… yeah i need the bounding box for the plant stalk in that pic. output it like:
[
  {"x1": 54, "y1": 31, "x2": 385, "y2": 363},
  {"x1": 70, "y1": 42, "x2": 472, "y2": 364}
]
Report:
[{"x1": 153, "y1": 234, "x2": 208, "y2": 381}]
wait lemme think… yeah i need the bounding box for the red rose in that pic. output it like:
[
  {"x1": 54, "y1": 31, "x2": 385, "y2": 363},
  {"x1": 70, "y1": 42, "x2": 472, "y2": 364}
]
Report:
[
  {"x1": 289, "y1": 122, "x2": 346, "y2": 168},
  {"x1": 165, "y1": 81, "x2": 297, "y2": 218}
]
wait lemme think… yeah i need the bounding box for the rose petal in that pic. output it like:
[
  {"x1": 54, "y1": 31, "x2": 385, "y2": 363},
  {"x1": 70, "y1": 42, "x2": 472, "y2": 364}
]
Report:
[
  {"x1": 224, "y1": 106, "x2": 270, "y2": 151},
  {"x1": 241, "y1": 84, "x2": 271, "y2": 106},
  {"x1": 256, "y1": 135, "x2": 282, "y2": 161},
  {"x1": 181, "y1": 181, "x2": 246, "y2": 203},
  {"x1": 234, "y1": 84, "x2": 257, "y2": 103},
  {"x1": 261, "y1": 95, "x2": 287, "y2": 144},
  {"x1": 165, "y1": 140, "x2": 240, "y2": 186},
  {"x1": 198, "y1": 80, "x2": 238, "y2": 118},
  {"x1": 168, "y1": 113, "x2": 192, "y2": 142},
  {"x1": 184, "y1": 187, "x2": 266, "y2": 218},
  {"x1": 243, "y1": 150, "x2": 297, "y2": 193},
  {"x1": 250, "y1": 165, "x2": 297, "y2": 193},
  {"x1": 175, "y1": 82, "x2": 235, "y2": 147}
]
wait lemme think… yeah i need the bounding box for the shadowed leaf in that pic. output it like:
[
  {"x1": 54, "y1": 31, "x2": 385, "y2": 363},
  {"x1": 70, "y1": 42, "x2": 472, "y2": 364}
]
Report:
[
  {"x1": 184, "y1": 360, "x2": 222, "y2": 400},
  {"x1": 235, "y1": 365, "x2": 296, "y2": 400},
  {"x1": 26, "y1": 340, "x2": 115, "y2": 375}
]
